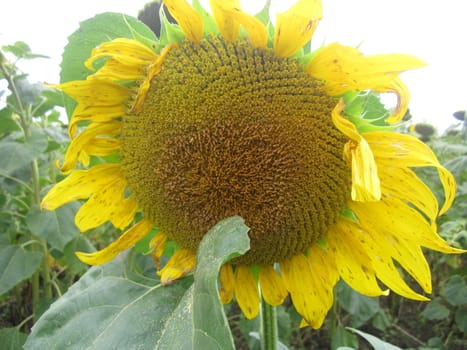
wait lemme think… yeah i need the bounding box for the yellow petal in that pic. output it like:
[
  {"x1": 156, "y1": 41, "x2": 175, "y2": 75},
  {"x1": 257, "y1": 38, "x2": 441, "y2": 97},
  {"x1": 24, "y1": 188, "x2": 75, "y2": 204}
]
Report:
[
  {"x1": 337, "y1": 218, "x2": 429, "y2": 300},
  {"x1": 85, "y1": 38, "x2": 156, "y2": 71},
  {"x1": 41, "y1": 164, "x2": 121, "y2": 210},
  {"x1": 55, "y1": 79, "x2": 131, "y2": 106},
  {"x1": 81, "y1": 138, "x2": 121, "y2": 158},
  {"x1": 219, "y1": 264, "x2": 235, "y2": 304},
  {"x1": 379, "y1": 166, "x2": 438, "y2": 223},
  {"x1": 76, "y1": 219, "x2": 152, "y2": 265},
  {"x1": 209, "y1": 0, "x2": 267, "y2": 48},
  {"x1": 234, "y1": 265, "x2": 260, "y2": 319},
  {"x1": 75, "y1": 176, "x2": 137, "y2": 231},
  {"x1": 60, "y1": 121, "x2": 121, "y2": 173},
  {"x1": 365, "y1": 131, "x2": 456, "y2": 214},
  {"x1": 69, "y1": 104, "x2": 125, "y2": 139},
  {"x1": 307, "y1": 244, "x2": 339, "y2": 290},
  {"x1": 209, "y1": 0, "x2": 241, "y2": 42},
  {"x1": 88, "y1": 59, "x2": 147, "y2": 82},
  {"x1": 307, "y1": 43, "x2": 425, "y2": 122},
  {"x1": 163, "y1": 0, "x2": 203, "y2": 42},
  {"x1": 150, "y1": 232, "x2": 168, "y2": 260},
  {"x1": 327, "y1": 221, "x2": 389, "y2": 297},
  {"x1": 332, "y1": 101, "x2": 381, "y2": 201},
  {"x1": 158, "y1": 249, "x2": 196, "y2": 285},
  {"x1": 280, "y1": 253, "x2": 333, "y2": 329},
  {"x1": 274, "y1": 0, "x2": 323, "y2": 57},
  {"x1": 258, "y1": 265, "x2": 287, "y2": 306}
]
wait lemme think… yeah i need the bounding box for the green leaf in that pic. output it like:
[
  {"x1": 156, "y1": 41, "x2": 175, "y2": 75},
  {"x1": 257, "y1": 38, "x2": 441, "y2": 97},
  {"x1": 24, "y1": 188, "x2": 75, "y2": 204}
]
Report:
[
  {"x1": 0, "y1": 327, "x2": 28, "y2": 350},
  {"x1": 26, "y1": 203, "x2": 80, "y2": 252},
  {"x1": 25, "y1": 216, "x2": 250, "y2": 350},
  {"x1": 0, "y1": 108, "x2": 20, "y2": 134},
  {"x1": 0, "y1": 129, "x2": 48, "y2": 175},
  {"x1": 441, "y1": 275, "x2": 467, "y2": 306},
  {"x1": 60, "y1": 13, "x2": 156, "y2": 118},
  {"x1": 337, "y1": 281, "x2": 380, "y2": 327},
  {"x1": 346, "y1": 327, "x2": 403, "y2": 350},
  {"x1": 2, "y1": 41, "x2": 48, "y2": 60},
  {"x1": 454, "y1": 306, "x2": 467, "y2": 333},
  {"x1": 331, "y1": 326, "x2": 359, "y2": 350},
  {"x1": 156, "y1": 216, "x2": 250, "y2": 350},
  {"x1": 24, "y1": 253, "x2": 191, "y2": 350},
  {"x1": 420, "y1": 298, "x2": 450, "y2": 321},
  {"x1": 0, "y1": 245, "x2": 42, "y2": 295}
]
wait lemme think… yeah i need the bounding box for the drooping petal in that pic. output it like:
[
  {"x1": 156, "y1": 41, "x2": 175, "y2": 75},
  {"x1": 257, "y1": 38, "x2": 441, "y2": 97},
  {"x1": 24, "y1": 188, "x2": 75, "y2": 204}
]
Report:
[
  {"x1": 76, "y1": 219, "x2": 153, "y2": 265},
  {"x1": 75, "y1": 176, "x2": 137, "y2": 231},
  {"x1": 332, "y1": 101, "x2": 381, "y2": 201},
  {"x1": 158, "y1": 249, "x2": 196, "y2": 284},
  {"x1": 54, "y1": 79, "x2": 131, "y2": 106},
  {"x1": 219, "y1": 264, "x2": 235, "y2": 304},
  {"x1": 280, "y1": 253, "x2": 333, "y2": 329},
  {"x1": 163, "y1": 0, "x2": 203, "y2": 42},
  {"x1": 41, "y1": 164, "x2": 122, "y2": 210},
  {"x1": 150, "y1": 232, "x2": 168, "y2": 261},
  {"x1": 69, "y1": 104, "x2": 125, "y2": 139},
  {"x1": 307, "y1": 43, "x2": 425, "y2": 122},
  {"x1": 274, "y1": 0, "x2": 323, "y2": 57},
  {"x1": 379, "y1": 166, "x2": 438, "y2": 223},
  {"x1": 209, "y1": 0, "x2": 267, "y2": 48},
  {"x1": 336, "y1": 218, "x2": 429, "y2": 300},
  {"x1": 81, "y1": 138, "x2": 121, "y2": 158},
  {"x1": 60, "y1": 121, "x2": 121, "y2": 173},
  {"x1": 350, "y1": 197, "x2": 464, "y2": 256},
  {"x1": 85, "y1": 38, "x2": 156, "y2": 71},
  {"x1": 258, "y1": 265, "x2": 288, "y2": 306},
  {"x1": 365, "y1": 131, "x2": 456, "y2": 214},
  {"x1": 327, "y1": 221, "x2": 389, "y2": 297},
  {"x1": 234, "y1": 265, "x2": 260, "y2": 319}
]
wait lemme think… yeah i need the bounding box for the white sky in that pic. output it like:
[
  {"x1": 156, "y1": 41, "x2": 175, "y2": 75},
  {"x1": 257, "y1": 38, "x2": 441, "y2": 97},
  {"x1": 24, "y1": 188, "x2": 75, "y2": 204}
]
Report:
[{"x1": 1, "y1": 0, "x2": 466, "y2": 132}]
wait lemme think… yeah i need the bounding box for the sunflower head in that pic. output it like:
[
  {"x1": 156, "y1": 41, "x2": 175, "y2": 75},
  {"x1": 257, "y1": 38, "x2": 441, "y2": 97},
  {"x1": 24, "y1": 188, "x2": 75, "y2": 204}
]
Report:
[{"x1": 42, "y1": 0, "x2": 464, "y2": 328}]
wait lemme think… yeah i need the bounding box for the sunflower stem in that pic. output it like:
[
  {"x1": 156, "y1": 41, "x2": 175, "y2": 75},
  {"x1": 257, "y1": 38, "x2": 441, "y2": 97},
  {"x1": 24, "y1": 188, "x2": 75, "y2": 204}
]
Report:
[{"x1": 259, "y1": 297, "x2": 278, "y2": 350}]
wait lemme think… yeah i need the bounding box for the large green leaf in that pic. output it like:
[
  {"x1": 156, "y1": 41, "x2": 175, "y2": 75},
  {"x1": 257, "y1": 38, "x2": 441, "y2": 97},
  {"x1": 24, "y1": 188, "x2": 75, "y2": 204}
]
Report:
[
  {"x1": 26, "y1": 203, "x2": 80, "y2": 252},
  {"x1": 24, "y1": 252, "x2": 190, "y2": 350},
  {"x1": 0, "y1": 129, "x2": 48, "y2": 175},
  {"x1": 0, "y1": 245, "x2": 42, "y2": 295},
  {"x1": 25, "y1": 216, "x2": 250, "y2": 350},
  {"x1": 60, "y1": 12, "x2": 156, "y2": 118},
  {"x1": 155, "y1": 216, "x2": 250, "y2": 349},
  {"x1": 347, "y1": 328, "x2": 402, "y2": 350}
]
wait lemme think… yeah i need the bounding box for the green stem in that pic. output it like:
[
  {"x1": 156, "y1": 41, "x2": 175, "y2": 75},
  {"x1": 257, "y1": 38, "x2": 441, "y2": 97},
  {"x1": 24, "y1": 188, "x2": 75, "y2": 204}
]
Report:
[
  {"x1": 260, "y1": 298, "x2": 278, "y2": 350},
  {"x1": 1, "y1": 55, "x2": 53, "y2": 303},
  {"x1": 31, "y1": 158, "x2": 52, "y2": 300}
]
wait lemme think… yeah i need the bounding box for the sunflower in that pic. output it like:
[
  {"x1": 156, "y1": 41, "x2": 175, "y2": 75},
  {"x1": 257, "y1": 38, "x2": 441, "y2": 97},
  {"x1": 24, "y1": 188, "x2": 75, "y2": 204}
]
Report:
[{"x1": 42, "y1": 0, "x2": 464, "y2": 328}]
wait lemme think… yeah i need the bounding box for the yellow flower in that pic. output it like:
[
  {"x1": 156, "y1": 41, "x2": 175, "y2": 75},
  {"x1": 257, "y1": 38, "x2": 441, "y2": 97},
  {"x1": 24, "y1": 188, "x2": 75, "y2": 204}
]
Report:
[{"x1": 42, "y1": 0, "x2": 464, "y2": 328}]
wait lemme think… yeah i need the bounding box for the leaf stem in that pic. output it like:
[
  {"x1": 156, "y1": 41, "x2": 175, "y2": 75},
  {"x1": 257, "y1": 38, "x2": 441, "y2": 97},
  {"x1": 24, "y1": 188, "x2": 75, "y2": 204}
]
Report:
[{"x1": 260, "y1": 297, "x2": 278, "y2": 350}]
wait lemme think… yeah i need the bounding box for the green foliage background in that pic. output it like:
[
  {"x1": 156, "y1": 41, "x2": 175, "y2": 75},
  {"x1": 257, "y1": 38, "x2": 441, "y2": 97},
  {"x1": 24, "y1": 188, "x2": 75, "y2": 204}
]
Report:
[{"x1": 0, "y1": 10, "x2": 466, "y2": 350}]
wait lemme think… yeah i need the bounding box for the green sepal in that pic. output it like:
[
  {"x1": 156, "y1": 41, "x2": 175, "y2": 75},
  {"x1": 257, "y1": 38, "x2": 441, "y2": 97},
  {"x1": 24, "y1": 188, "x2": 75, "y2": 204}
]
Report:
[
  {"x1": 340, "y1": 207, "x2": 358, "y2": 223},
  {"x1": 343, "y1": 91, "x2": 399, "y2": 133},
  {"x1": 192, "y1": 0, "x2": 220, "y2": 38},
  {"x1": 255, "y1": 0, "x2": 272, "y2": 25},
  {"x1": 159, "y1": 7, "x2": 186, "y2": 46},
  {"x1": 134, "y1": 228, "x2": 159, "y2": 255},
  {"x1": 316, "y1": 236, "x2": 328, "y2": 249}
]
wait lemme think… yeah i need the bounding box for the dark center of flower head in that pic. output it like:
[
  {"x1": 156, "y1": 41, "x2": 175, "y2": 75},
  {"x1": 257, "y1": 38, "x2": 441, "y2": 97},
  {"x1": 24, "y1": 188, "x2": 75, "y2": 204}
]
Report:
[{"x1": 121, "y1": 36, "x2": 351, "y2": 265}]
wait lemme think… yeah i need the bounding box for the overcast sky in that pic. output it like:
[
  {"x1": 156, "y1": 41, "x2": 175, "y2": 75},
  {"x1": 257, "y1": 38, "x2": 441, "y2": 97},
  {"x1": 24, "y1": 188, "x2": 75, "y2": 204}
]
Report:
[{"x1": 1, "y1": 0, "x2": 465, "y2": 132}]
